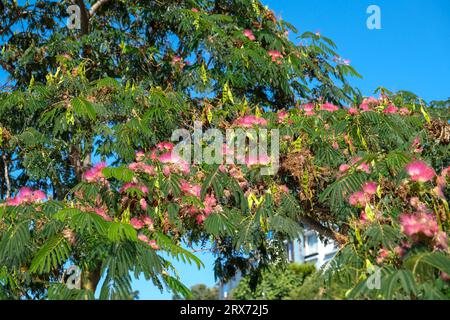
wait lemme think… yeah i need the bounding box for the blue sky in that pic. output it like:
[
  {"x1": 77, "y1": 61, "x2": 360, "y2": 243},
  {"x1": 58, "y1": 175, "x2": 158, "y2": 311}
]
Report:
[
  {"x1": 1, "y1": 0, "x2": 449, "y2": 299},
  {"x1": 268, "y1": 0, "x2": 450, "y2": 102}
]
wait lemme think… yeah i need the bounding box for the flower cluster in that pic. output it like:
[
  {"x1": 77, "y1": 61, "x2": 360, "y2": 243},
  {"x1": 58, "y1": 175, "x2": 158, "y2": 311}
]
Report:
[
  {"x1": 130, "y1": 216, "x2": 154, "y2": 231},
  {"x1": 137, "y1": 234, "x2": 160, "y2": 250},
  {"x1": 243, "y1": 29, "x2": 256, "y2": 41},
  {"x1": 6, "y1": 187, "x2": 46, "y2": 206},
  {"x1": 405, "y1": 160, "x2": 436, "y2": 182},
  {"x1": 233, "y1": 115, "x2": 268, "y2": 128},
  {"x1": 348, "y1": 182, "x2": 378, "y2": 208},
  {"x1": 301, "y1": 103, "x2": 316, "y2": 116},
  {"x1": 268, "y1": 50, "x2": 283, "y2": 64},
  {"x1": 399, "y1": 213, "x2": 447, "y2": 250},
  {"x1": 338, "y1": 157, "x2": 371, "y2": 177},
  {"x1": 320, "y1": 102, "x2": 339, "y2": 112},
  {"x1": 83, "y1": 162, "x2": 108, "y2": 184}
]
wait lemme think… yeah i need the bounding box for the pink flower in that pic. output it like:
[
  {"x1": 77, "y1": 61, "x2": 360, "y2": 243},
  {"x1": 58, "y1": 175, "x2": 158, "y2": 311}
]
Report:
[
  {"x1": 33, "y1": 190, "x2": 47, "y2": 201},
  {"x1": 268, "y1": 50, "x2": 283, "y2": 63},
  {"x1": 143, "y1": 165, "x2": 156, "y2": 175},
  {"x1": 7, "y1": 187, "x2": 47, "y2": 206},
  {"x1": 277, "y1": 110, "x2": 289, "y2": 123},
  {"x1": 138, "y1": 233, "x2": 159, "y2": 248},
  {"x1": 130, "y1": 218, "x2": 145, "y2": 230},
  {"x1": 245, "y1": 154, "x2": 271, "y2": 168},
  {"x1": 83, "y1": 162, "x2": 107, "y2": 183},
  {"x1": 148, "y1": 240, "x2": 160, "y2": 250},
  {"x1": 359, "y1": 210, "x2": 368, "y2": 223},
  {"x1": 150, "y1": 149, "x2": 158, "y2": 160},
  {"x1": 411, "y1": 137, "x2": 423, "y2": 153},
  {"x1": 376, "y1": 248, "x2": 390, "y2": 264},
  {"x1": 162, "y1": 166, "x2": 171, "y2": 176},
  {"x1": 142, "y1": 216, "x2": 154, "y2": 226},
  {"x1": 405, "y1": 160, "x2": 436, "y2": 182},
  {"x1": 180, "y1": 180, "x2": 201, "y2": 198},
  {"x1": 302, "y1": 103, "x2": 315, "y2": 112},
  {"x1": 191, "y1": 8, "x2": 199, "y2": 13},
  {"x1": 138, "y1": 233, "x2": 149, "y2": 243},
  {"x1": 399, "y1": 213, "x2": 439, "y2": 239},
  {"x1": 156, "y1": 142, "x2": 174, "y2": 151},
  {"x1": 243, "y1": 29, "x2": 256, "y2": 41},
  {"x1": 128, "y1": 162, "x2": 156, "y2": 176},
  {"x1": 128, "y1": 162, "x2": 139, "y2": 171},
  {"x1": 351, "y1": 157, "x2": 371, "y2": 174},
  {"x1": 233, "y1": 115, "x2": 267, "y2": 128},
  {"x1": 140, "y1": 198, "x2": 148, "y2": 211},
  {"x1": 399, "y1": 108, "x2": 410, "y2": 115},
  {"x1": 383, "y1": 104, "x2": 398, "y2": 114},
  {"x1": 172, "y1": 56, "x2": 182, "y2": 64},
  {"x1": 159, "y1": 152, "x2": 190, "y2": 174},
  {"x1": 359, "y1": 103, "x2": 371, "y2": 112},
  {"x1": 441, "y1": 272, "x2": 450, "y2": 282},
  {"x1": 332, "y1": 141, "x2": 339, "y2": 150},
  {"x1": 320, "y1": 102, "x2": 339, "y2": 112},
  {"x1": 348, "y1": 191, "x2": 368, "y2": 207},
  {"x1": 339, "y1": 164, "x2": 350, "y2": 173},
  {"x1": 120, "y1": 183, "x2": 149, "y2": 194},
  {"x1": 18, "y1": 187, "x2": 33, "y2": 199},
  {"x1": 6, "y1": 197, "x2": 21, "y2": 206},
  {"x1": 203, "y1": 194, "x2": 217, "y2": 215},
  {"x1": 158, "y1": 152, "x2": 177, "y2": 163},
  {"x1": 196, "y1": 214, "x2": 206, "y2": 224},
  {"x1": 362, "y1": 97, "x2": 379, "y2": 106},
  {"x1": 348, "y1": 107, "x2": 358, "y2": 115},
  {"x1": 362, "y1": 182, "x2": 378, "y2": 196}
]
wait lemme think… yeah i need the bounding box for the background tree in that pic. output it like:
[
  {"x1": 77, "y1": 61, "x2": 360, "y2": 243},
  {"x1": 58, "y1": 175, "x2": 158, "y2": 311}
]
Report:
[
  {"x1": 173, "y1": 284, "x2": 219, "y2": 300},
  {"x1": 231, "y1": 263, "x2": 315, "y2": 300}
]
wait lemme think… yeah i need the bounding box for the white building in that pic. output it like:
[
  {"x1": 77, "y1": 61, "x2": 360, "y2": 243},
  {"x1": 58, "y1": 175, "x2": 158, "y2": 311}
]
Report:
[
  {"x1": 218, "y1": 229, "x2": 338, "y2": 299},
  {"x1": 286, "y1": 229, "x2": 338, "y2": 268}
]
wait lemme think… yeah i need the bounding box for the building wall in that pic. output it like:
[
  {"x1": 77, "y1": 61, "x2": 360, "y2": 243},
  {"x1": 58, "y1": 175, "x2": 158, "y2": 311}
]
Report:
[{"x1": 288, "y1": 229, "x2": 338, "y2": 269}]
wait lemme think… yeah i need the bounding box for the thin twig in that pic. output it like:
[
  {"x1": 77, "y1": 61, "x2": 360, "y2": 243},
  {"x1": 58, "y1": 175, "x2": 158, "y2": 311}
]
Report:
[
  {"x1": 2, "y1": 152, "x2": 11, "y2": 199},
  {"x1": 89, "y1": 0, "x2": 111, "y2": 16}
]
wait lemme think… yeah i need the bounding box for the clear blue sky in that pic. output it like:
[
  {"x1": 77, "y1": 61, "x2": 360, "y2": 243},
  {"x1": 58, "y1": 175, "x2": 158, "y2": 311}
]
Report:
[{"x1": 1, "y1": 0, "x2": 449, "y2": 299}]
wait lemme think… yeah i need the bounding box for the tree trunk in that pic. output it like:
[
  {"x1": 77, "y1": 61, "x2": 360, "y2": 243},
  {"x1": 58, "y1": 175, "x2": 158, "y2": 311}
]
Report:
[
  {"x1": 74, "y1": 0, "x2": 90, "y2": 35},
  {"x1": 82, "y1": 266, "x2": 102, "y2": 296}
]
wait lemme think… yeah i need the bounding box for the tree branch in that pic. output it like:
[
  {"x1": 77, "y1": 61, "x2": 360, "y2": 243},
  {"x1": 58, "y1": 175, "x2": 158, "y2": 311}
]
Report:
[
  {"x1": 299, "y1": 215, "x2": 348, "y2": 246},
  {"x1": 89, "y1": 0, "x2": 110, "y2": 16},
  {"x1": 0, "y1": 6, "x2": 31, "y2": 36}
]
